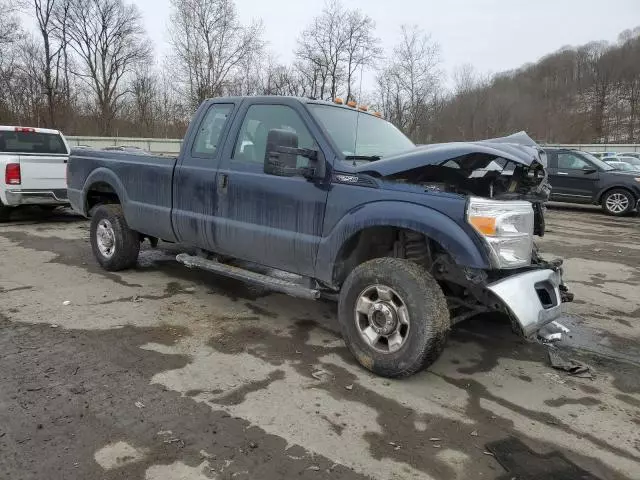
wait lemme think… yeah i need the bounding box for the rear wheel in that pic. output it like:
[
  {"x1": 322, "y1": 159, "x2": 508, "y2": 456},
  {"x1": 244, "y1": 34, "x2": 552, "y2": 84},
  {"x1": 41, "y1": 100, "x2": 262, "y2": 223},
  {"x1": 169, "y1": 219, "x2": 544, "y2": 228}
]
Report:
[
  {"x1": 338, "y1": 257, "x2": 450, "y2": 378},
  {"x1": 0, "y1": 201, "x2": 11, "y2": 222},
  {"x1": 90, "y1": 204, "x2": 140, "y2": 271},
  {"x1": 602, "y1": 189, "x2": 634, "y2": 216}
]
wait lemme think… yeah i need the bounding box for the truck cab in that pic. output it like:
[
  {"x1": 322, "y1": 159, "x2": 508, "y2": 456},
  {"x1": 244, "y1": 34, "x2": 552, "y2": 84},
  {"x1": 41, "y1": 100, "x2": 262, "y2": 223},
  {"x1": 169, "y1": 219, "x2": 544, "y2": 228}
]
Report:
[{"x1": 68, "y1": 96, "x2": 573, "y2": 378}]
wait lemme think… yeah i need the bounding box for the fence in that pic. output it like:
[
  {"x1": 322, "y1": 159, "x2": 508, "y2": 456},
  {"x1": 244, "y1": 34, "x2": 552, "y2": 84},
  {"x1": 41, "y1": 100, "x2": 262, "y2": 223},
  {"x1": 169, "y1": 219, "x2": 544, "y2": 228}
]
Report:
[
  {"x1": 67, "y1": 136, "x2": 183, "y2": 154},
  {"x1": 66, "y1": 136, "x2": 640, "y2": 155}
]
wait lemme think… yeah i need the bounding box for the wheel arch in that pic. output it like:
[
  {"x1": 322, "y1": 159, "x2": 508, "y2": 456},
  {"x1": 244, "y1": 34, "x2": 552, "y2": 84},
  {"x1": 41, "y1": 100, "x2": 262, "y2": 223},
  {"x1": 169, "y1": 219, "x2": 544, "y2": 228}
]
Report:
[
  {"x1": 82, "y1": 168, "x2": 128, "y2": 215},
  {"x1": 315, "y1": 201, "x2": 491, "y2": 287},
  {"x1": 595, "y1": 185, "x2": 637, "y2": 204}
]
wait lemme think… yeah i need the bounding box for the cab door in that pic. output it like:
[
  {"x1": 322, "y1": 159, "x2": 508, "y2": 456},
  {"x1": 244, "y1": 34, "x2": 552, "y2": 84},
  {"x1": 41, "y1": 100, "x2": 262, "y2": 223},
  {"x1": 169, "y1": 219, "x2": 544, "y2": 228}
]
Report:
[
  {"x1": 548, "y1": 150, "x2": 598, "y2": 202},
  {"x1": 213, "y1": 99, "x2": 330, "y2": 276}
]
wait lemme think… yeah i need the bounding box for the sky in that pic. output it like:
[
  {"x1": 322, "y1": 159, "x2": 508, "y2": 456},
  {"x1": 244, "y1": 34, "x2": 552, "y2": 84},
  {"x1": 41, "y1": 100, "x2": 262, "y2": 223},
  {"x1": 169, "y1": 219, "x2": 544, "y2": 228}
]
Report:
[{"x1": 134, "y1": 0, "x2": 640, "y2": 87}]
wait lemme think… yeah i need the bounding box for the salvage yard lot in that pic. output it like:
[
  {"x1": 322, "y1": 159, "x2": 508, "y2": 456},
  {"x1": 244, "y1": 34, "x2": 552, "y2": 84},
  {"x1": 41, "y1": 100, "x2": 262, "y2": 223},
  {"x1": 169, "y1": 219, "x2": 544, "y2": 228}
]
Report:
[{"x1": 0, "y1": 205, "x2": 639, "y2": 480}]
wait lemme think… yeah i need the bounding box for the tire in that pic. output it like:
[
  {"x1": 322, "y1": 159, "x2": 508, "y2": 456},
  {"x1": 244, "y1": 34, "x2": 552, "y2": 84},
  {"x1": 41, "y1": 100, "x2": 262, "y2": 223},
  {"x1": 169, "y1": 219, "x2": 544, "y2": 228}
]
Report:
[
  {"x1": 602, "y1": 188, "x2": 635, "y2": 216},
  {"x1": 0, "y1": 206, "x2": 11, "y2": 222},
  {"x1": 338, "y1": 257, "x2": 450, "y2": 378},
  {"x1": 89, "y1": 204, "x2": 140, "y2": 271}
]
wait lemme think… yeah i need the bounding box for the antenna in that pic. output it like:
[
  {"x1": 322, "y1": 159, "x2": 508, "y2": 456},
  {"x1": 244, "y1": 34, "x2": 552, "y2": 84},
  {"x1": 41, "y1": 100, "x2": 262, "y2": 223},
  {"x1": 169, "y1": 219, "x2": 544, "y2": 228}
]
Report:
[{"x1": 353, "y1": 47, "x2": 366, "y2": 163}]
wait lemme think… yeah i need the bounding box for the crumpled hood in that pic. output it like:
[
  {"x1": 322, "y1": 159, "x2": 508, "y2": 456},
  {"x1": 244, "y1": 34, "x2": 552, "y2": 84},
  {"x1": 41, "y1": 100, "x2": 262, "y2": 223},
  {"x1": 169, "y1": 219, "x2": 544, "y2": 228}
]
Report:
[{"x1": 354, "y1": 131, "x2": 544, "y2": 176}]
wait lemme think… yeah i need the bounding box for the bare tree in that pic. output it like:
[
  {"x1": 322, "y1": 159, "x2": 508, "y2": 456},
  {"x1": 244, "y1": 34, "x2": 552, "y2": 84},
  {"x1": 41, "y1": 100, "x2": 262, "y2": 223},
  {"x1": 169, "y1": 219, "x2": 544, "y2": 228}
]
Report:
[
  {"x1": 64, "y1": 0, "x2": 151, "y2": 134},
  {"x1": 168, "y1": 0, "x2": 263, "y2": 108},
  {"x1": 376, "y1": 25, "x2": 442, "y2": 141},
  {"x1": 0, "y1": 1, "x2": 21, "y2": 47},
  {"x1": 129, "y1": 69, "x2": 157, "y2": 136},
  {"x1": 296, "y1": 0, "x2": 347, "y2": 100},
  {"x1": 343, "y1": 9, "x2": 380, "y2": 101}
]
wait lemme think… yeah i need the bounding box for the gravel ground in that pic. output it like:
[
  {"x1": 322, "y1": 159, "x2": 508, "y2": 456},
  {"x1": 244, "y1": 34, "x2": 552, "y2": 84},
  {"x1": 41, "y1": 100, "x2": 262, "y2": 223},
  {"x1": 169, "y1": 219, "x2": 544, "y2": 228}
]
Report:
[{"x1": 0, "y1": 204, "x2": 639, "y2": 480}]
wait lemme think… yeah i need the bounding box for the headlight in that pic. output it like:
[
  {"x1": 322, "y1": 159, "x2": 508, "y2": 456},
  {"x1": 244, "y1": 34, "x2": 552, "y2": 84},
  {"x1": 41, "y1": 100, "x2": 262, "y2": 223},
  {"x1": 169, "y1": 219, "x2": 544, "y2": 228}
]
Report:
[{"x1": 467, "y1": 197, "x2": 534, "y2": 269}]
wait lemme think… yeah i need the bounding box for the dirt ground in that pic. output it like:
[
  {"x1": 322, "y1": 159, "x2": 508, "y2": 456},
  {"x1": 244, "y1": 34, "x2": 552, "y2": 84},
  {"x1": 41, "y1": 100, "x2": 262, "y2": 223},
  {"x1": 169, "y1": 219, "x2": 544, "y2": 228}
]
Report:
[{"x1": 0, "y1": 204, "x2": 639, "y2": 480}]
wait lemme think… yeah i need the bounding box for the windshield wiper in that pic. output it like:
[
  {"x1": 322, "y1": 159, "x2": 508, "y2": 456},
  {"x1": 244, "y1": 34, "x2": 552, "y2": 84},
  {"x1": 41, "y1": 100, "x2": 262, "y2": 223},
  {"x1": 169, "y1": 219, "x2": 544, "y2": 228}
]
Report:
[{"x1": 344, "y1": 155, "x2": 381, "y2": 162}]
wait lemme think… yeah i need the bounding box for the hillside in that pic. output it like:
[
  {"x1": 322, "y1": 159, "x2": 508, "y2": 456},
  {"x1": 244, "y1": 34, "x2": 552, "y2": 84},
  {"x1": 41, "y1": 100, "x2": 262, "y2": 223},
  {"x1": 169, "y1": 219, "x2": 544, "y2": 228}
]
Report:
[{"x1": 426, "y1": 28, "x2": 640, "y2": 144}]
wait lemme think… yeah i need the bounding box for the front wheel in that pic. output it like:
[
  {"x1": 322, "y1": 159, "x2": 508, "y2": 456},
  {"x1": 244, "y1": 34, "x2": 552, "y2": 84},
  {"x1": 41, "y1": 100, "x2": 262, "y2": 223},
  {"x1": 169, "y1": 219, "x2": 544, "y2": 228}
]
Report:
[
  {"x1": 338, "y1": 258, "x2": 450, "y2": 378},
  {"x1": 602, "y1": 189, "x2": 634, "y2": 216},
  {"x1": 90, "y1": 204, "x2": 140, "y2": 271}
]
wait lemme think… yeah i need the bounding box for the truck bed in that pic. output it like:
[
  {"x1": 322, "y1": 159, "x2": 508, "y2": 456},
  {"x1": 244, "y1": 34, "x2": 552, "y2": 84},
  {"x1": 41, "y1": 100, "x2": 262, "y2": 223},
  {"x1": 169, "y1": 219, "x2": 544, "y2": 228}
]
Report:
[{"x1": 67, "y1": 148, "x2": 178, "y2": 242}]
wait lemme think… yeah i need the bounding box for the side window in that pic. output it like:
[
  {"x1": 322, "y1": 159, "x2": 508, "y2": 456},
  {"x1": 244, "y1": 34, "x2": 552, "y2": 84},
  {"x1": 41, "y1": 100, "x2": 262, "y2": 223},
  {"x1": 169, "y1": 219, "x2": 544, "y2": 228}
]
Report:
[
  {"x1": 546, "y1": 151, "x2": 558, "y2": 169},
  {"x1": 557, "y1": 153, "x2": 590, "y2": 170},
  {"x1": 192, "y1": 104, "x2": 233, "y2": 156},
  {"x1": 233, "y1": 104, "x2": 315, "y2": 168}
]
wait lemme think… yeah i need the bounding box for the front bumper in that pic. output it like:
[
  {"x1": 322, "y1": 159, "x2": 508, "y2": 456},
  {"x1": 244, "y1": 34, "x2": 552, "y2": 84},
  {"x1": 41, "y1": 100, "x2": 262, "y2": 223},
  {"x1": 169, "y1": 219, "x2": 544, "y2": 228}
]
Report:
[
  {"x1": 487, "y1": 268, "x2": 565, "y2": 337},
  {"x1": 4, "y1": 189, "x2": 69, "y2": 206}
]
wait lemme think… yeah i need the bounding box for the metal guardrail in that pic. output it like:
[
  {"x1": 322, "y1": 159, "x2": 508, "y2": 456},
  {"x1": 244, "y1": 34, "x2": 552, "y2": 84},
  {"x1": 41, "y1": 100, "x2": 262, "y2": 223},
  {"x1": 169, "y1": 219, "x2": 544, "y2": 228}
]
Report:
[
  {"x1": 66, "y1": 136, "x2": 640, "y2": 155},
  {"x1": 66, "y1": 136, "x2": 183, "y2": 154},
  {"x1": 544, "y1": 144, "x2": 640, "y2": 153}
]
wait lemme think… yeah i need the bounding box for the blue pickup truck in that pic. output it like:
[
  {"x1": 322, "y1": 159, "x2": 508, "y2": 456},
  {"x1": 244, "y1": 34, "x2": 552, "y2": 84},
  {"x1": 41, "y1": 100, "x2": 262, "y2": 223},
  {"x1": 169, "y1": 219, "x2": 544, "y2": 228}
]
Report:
[{"x1": 67, "y1": 96, "x2": 572, "y2": 378}]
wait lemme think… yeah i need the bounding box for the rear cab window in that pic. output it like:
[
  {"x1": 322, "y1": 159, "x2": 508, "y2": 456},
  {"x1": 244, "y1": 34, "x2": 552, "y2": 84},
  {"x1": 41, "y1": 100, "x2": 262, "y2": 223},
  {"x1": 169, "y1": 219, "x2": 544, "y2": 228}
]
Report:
[
  {"x1": 0, "y1": 129, "x2": 68, "y2": 155},
  {"x1": 192, "y1": 104, "x2": 234, "y2": 157}
]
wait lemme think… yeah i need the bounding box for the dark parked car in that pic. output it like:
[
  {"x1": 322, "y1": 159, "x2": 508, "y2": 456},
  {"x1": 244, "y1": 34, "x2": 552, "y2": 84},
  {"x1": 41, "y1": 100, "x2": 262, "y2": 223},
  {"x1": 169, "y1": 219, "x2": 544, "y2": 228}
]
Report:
[{"x1": 546, "y1": 147, "x2": 640, "y2": 216}]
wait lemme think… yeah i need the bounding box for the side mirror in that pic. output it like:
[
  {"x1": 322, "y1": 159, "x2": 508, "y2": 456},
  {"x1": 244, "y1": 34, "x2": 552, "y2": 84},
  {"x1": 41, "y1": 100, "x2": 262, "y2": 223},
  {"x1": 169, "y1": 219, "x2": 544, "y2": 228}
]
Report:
[
  {"x1": 264, "y1": 129, "x2": 323, "y2": 179},
  {"x1": 583, "y1": 167, "x2": 597, "y2": 174}
]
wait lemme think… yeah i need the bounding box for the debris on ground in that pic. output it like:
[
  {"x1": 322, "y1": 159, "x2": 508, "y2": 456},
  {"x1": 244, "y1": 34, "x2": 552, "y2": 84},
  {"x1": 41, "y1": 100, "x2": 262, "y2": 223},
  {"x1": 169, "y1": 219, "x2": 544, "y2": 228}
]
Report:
[
  {"x1": 345, "y1": 384, "x2": 353, "y2": 391},
  {"x1": 538, "y1": 321, "x2": 570, "y2": 343},
  {"x1": 470, "y1": 430, "x2": 479, "y2": 437},
  {"x1": 307, "y1": 465, "x2": 320, "y2": 471},
  {"x1": 134, "y1": 401, "x2": 145, "y2": 409},
  {"x1": 429, "y1": 438, "x2": 442, "y2": 442},
  {"x1": 547, "y1": 347, "x2": 593, "y2": 379},
  {"x1": 163, "y1": 437, "x2": 185, "y2": 448},
  {"x1": 62, "y1": 300, "x2": 71, "y2": 306},
  {"x1": 311, "y1": 369, "x2": 330, "y2": 381}
]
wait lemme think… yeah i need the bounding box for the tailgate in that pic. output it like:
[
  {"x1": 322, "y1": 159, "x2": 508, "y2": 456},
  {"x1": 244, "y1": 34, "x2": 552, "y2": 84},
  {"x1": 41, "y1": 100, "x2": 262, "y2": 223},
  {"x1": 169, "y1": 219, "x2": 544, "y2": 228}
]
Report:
[{"x1": 18, "y1": 154, "x2": 68, "y2": 190}]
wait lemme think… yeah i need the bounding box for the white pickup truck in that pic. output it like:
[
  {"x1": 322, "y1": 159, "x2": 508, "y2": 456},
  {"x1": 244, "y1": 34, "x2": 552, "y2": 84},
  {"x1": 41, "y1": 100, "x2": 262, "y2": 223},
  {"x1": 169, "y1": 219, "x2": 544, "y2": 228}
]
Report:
[{"x1": 0, "y1": 126, "x2": 70, "y2": 221}]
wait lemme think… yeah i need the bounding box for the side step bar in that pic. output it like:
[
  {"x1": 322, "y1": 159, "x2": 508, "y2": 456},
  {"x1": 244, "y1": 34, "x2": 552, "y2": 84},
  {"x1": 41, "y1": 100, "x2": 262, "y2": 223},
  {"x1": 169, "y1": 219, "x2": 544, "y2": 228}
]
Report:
[{"x1": 176, "y1": 254, "x2": 320, "y2": 301}]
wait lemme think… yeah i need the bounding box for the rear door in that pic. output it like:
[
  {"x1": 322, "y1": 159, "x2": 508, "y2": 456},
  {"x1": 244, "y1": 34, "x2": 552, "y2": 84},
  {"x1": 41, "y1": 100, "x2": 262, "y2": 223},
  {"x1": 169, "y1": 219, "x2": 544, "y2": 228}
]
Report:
[
  {"x1": 548, "y1": 150, "x2": 598, "y2": 202},
  {"x1": 172, "y1": 102, "x2": 236, "y2": 249},
  {"x1": 0, "y1": 128, "x2": 68, "y2": 194}
]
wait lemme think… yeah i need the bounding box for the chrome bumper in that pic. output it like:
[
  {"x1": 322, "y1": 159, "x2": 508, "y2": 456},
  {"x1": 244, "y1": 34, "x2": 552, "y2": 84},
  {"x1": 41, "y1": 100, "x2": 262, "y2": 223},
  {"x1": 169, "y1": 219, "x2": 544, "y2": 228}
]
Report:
[
  {"x1": 5, "y1": 189, "x2": 69, "y2": 206},
  {"x1": 487, "y1": 269, "x2": 564, "y2": 337}
]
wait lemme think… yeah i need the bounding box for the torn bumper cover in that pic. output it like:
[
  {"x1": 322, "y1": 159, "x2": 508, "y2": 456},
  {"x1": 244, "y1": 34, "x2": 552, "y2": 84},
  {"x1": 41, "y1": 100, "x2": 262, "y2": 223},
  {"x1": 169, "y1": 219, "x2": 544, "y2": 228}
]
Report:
[{"x1": 487, "y1": 269, "x2": 566, "y2": 337}]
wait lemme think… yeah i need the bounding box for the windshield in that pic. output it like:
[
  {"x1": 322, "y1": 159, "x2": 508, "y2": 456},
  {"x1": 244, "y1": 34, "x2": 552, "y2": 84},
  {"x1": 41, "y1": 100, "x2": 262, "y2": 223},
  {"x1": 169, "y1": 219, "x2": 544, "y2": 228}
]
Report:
[
  {"x1": 580, "y1": 151, "x2": 614, "y2": 171},
  {"x1": 0, "y1": 130, "x2": 68, "y2": 155},
  {"x1": 309, "y1": 104, "x2": 414, "y2": 160}
]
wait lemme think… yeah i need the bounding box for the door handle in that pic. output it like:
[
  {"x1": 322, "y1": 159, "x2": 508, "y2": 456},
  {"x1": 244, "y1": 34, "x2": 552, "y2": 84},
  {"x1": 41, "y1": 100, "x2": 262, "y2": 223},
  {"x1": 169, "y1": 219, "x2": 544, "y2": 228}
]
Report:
[
  {"x1": 218, "y1": 173, "x2": 229, "y2": 193},
  {"x1": 557, "y1": 172, "x2": 569, "y2": 176}
]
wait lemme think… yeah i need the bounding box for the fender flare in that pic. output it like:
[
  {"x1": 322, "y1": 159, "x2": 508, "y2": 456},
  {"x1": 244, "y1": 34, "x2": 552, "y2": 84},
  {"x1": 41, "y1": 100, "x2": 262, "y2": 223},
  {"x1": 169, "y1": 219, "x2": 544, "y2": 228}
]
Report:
[
  {"x1": 82, "y1": 167, "x2": 129, "y2": 215},
  {"x1": 314, "y1": 200, "x2": 491, "y2": 285}
]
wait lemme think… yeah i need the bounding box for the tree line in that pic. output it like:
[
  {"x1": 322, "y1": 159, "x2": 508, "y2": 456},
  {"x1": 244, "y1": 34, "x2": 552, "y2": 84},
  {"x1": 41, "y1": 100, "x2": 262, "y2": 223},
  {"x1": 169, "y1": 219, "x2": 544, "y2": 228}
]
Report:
[{"x1": 1, "y1": 0, "x2": 639, "y2": 144}]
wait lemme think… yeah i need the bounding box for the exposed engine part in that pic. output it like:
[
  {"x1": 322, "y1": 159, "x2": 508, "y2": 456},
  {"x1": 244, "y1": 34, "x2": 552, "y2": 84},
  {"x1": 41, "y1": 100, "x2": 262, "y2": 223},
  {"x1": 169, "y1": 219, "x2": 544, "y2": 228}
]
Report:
[{"x1": 394, "y1": 231, "x2": 432, "y2": 269}]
